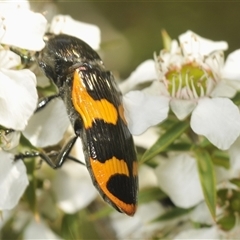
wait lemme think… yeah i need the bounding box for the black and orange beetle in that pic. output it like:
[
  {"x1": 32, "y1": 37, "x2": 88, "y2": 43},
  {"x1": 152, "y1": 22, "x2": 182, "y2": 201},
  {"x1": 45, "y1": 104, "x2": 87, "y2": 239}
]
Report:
[{"x1": 18, "y1": 34, "x2": 138, "y2": 216}]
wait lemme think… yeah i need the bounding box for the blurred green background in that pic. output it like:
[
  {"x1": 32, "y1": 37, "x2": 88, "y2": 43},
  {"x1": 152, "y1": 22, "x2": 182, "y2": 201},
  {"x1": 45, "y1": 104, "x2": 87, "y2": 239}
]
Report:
[{"x1": 33, "y1": 1, "x2": 240, "y2": 78}]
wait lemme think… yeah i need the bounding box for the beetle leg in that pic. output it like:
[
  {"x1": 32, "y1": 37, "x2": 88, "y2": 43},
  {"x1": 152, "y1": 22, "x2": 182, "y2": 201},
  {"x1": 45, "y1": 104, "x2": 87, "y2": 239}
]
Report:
[
  {"x1": 46, "y1": 151, "x2": 85, "y2": 166},
  {"x1": 65, "y1": 155, "x2": 85, "y2": 165},
  {"x1": 14, "y1": 135, "x2": 82, "y2": 169},
  {"x1": 36, "y1": 94, "x2": 60, "y2": 113}
]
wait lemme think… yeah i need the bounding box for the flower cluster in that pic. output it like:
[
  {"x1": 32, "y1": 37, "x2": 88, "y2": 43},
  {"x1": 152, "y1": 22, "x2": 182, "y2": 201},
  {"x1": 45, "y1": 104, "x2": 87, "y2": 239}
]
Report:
[
  {"x1": 0, "y1": 0, "x2": 100, "y2": 238},
  {"x1": 119, "y1": 30, "x2": 240, "y2": 238},
  {"x1": 122, "y1": 30, "x2": 240, "y2": 150},
  {"x1": 1, "y1": 0, "x2": 240, "y2": 238}
]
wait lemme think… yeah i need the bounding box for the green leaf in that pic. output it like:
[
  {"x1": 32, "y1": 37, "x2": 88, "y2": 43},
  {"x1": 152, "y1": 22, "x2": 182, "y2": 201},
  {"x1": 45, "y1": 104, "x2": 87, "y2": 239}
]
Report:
[
  {"x1": 165, "y1": 142, "x2": 192, "y2": 152},
  {"x1": 61, "y1": 211, "x2": 102, "y2": 240},
  {"x1": 140, "y1": 121, "x2": 189, "y2": 164},
  {"x1": 230, "y1": 190, "x2": 240, "y2": 211},
  {"x1": 88, "y1": 205, "x2": 113, "y2": 221},
  {"x1": 232, "y1": 91, "x2": 240, "y2": 106},
  {"x1": 217, "y1": 189, "x2": 229, "y2": 207},
  {"x1": 138, "y1": 187, "x2": 167, "y2": 204},
  {"x1": 194, "y1": 148, "x2": 216, "y2": 219},
  {"x1": 61, "y1": 213, "x2": 81, "y2": 240},
  {"x1": 211, "y1": 150, "x2": 230, "y2": 169},
  {"x1": 152, "y1": 207, "x2": 192, "y2": 222},
  {"x1": 24, "y1": 159, "x2": 37, "y2": 215},
  {"x1": 230, "y1": 197, "x2": 240, "y2": 212},
  {"x1": 230, "y1": 178, "x2": 240, "y2": 188},
  {"x1": 217, "y1": 213, "x2": 236, "y2": 231}
]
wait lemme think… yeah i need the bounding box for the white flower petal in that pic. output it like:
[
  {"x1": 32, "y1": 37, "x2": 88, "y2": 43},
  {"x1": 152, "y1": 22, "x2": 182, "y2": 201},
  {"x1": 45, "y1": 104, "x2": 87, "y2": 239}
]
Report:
[
  {"x1": 222, "y1": 49, "x2": 240, "y2": 81},
  {"x1": 0, "y1": 0, "x2": 30, "y2": 13},
  {"x1": 215, "y1": 165, "x2": 229, "y2": 184},
  {"x1": 139, "y1": 165, "x2": 158, "y2": 189},
  {"x1": 0, "y1": 50, "x2": 21, "y2": 69},
  {"x1": 155, "y1": 153, "x2": 204, "y2": 208},
  {"x1": 119, "y1": 60, "x2": 157, "y2": 93},
  {"x1": 190, "y1": 201, "x2": 214, "y2": 225},
  {"x1": 50, "y1": 15, "x2": 101, "y2": 50},
  {"x1": 143, "y1": 80, "x2": 169, "y2": 97},
  {"x1": 170, "y1": 98, "x2": 197, "y2": 120},
  {"x1": 51, "y1": 138, "x2": 97, "y2": 214},
  {"x1": 133, "y1": 127, "x2": 159, "y2": 149},
  {"x1": 0, "y1": 9, "x2": 47, "y2": 51},
  {"x1": 0, "y1": 151, "x2": 28, "y2": 210},
  {"x1": 174, "y1": 226, "x2": 219, "y2": 239},
  {"x1": 110, "y1": 201, "x2": 164, "y2": 239},
  {"x1": 191, "y1": 98, "x2": 240, "y2": 150},
  {"x1": 123, "y1": 90, "x2": 169, "y2": 135},
  {"x1": 23, "y1": 98, "x2": 70, "y2": 147},
  {"x1": 52, "y1": 161, "x2": 97, "y2": 214},
  {"x1": 0, "y1": 69, "x2": 37, "y2": 130},
  {"x1": 24, "y1": 219, "x2": 62, "y2": 240},
  {"x1": 210, "y1": 80, "x2": 237, "y2": 98},
  {"x1": 110, "y1": 212, "x2": 140, "y2": 239},
  {"x1": 179, "y1": 30, "x2": 228, "y2": 57}
]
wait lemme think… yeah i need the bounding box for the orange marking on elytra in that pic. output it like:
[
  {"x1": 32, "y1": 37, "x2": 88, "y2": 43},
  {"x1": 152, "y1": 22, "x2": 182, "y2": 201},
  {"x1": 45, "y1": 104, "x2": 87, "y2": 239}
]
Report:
[
  {"x1": 118, "y1": 104, "x2": 128, "y2": 126},
  {"x1": 90, "y1": 157, "x2": 136, "y2": 216},
  {"x1": 72, "y1": 70, "x2": 118, "y2": 129}
]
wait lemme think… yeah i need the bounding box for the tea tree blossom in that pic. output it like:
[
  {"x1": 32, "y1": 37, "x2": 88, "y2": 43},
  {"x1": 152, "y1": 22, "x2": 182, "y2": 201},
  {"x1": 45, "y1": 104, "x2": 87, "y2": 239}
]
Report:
[
  {"x1": 122, "y1": 30, "x2": 240, "y2": 150},
  {"x1": 0, "y1": 0, "x2": 46, "y2": 51},
  {"x1": 0, "y1": 0, "x2": 46, "y2": 211},
  {"x1": 2, "y1": 0, "x2": 240, "y2": 236},
  {"x1": 155, "y1": 153, "x2": 204, "y2": 209},
  {"x1": 23, "y1": 217, "x2": 62, "y2": 240},
  {"x1": 0, "y1": 151, "x2": 28, "y2": 210},
  {"x1": 0, "y1": 1, "x2": 101, "y2": 215},
  {"x1": 50, "y1": 15, "x2": 101, "y2": 50},
  {"x1": 0, "y1": 0, "x2": 46, "y2": 131},
  {"x1": 51, "y1": 138, "x2": 98, "y2": 214}
]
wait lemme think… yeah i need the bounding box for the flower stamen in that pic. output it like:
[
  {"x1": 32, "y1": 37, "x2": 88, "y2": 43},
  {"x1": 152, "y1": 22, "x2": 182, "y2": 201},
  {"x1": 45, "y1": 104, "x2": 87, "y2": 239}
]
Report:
[
  {"x1": 185, "y1": 72, "x2": 194, "y2": 99},
  {"x1": 171, "y1": 75, "x2": 176, "y2": 97},
  {"x1": 161, "y1": 61, "x2": 215, "y2": 100},
  {"x1": 190, "y1": 76, "x2": 198, "y2": 99}
]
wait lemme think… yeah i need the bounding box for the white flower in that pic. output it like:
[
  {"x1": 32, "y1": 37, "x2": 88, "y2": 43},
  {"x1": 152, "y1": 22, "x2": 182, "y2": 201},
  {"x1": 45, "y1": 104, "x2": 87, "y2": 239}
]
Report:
[
  {"x1": 122, "y1": 30, "x2": 240, "y2": 150},
  {"x1": 155, "y1": 153, "x2": 204, "y2": 208},
  {"x1": 0, "y1": 1, "x2": 47, "y2": 131},
  {"x1": 49, "y1": 15, "x2": 101, "y2": 50},
  {"x1": 9, "y1": 137, "x2": 97, "y2": 218},
  {"x1": 169, "y1": 188, "x2": 240, "y2": 238},
  {"x1": 190, "y1": 201, "x2": 215, "y2": 225},
  {"x1": 23, "y1": 218, "x2": 62, "y2": 240},
  {"x1": 0, "y1": 68, "x2": 38, "y2": 131},
  {"x1": 52, "y1": 161, "x2": 98, "y2": 214},
  {"x1": 0, "y1": 0, "x2": 47, "y2": 51},
  {"x1": 110, "y1": 201, "x2": 165, "y2": 239},
  {"x1": 173, "y1": 221, "x2": 240, "y2": 239},
  {"x1": 51, "y1": 138, "x2": 97, "y2": 214},
  {"x1": 0, "y1": 151, "x2": 28, "y2": 210},
  {"x1": 22, "y1": 98, "x2": 70, "y2": 147},
  {"x1": 173, "y1": 226, "x2": 220, "y2": 239}
]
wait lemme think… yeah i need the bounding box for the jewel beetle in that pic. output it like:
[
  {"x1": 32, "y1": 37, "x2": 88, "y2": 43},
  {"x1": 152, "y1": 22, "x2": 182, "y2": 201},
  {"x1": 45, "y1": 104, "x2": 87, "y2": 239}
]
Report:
[{"x1": 28, "y1": 34, "x2": 138, "y2": 216}]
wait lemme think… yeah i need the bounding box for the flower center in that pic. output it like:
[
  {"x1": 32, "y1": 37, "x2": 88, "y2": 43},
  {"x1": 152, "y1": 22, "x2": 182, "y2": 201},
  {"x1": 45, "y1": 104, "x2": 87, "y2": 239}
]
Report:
[{"x1": 165, "y1": 63, "x2": 213, "y2": 99}]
